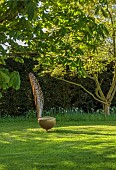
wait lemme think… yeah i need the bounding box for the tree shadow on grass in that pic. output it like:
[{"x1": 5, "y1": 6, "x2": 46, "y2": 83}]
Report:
[
  {"x1": 0, "y1": 120, "x2": 116, "y2": 170},
  {"x1": 49, "y1": 129, "x2": 116, "y2": 136}
]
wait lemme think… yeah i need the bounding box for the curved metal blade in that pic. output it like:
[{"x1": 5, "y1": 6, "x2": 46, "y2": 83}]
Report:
[{"x1": 29, "y1": 72, "x2": 44, "y2": 118}]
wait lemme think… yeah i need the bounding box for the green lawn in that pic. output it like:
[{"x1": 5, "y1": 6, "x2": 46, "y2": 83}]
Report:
[{"x1": 0, "y1": 116, "x2": 116, "y2": 170}]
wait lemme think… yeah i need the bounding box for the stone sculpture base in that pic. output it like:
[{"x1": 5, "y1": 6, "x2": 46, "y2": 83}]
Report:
[{"x1": 38, "y1": 116, "x2": 56, "y2": 131}]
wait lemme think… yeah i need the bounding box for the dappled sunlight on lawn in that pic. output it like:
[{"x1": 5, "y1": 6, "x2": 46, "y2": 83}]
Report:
[{"x1": 0, "y1": 119, "x2": 116, "y2": 170}]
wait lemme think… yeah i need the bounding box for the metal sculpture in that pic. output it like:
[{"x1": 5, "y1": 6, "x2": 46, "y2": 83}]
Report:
[{"x1": 29, "y1": 73, "x2": 56, "y2": 131}]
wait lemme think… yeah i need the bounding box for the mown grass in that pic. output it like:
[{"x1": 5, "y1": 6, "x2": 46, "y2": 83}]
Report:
[{"x1": 0, "y1": 114, "x2": 116, "y2": 170}]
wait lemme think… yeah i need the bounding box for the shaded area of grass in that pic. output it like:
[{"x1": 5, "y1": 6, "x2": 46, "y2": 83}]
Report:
[{"x1": 0, "y1": 116, "x2": 116, "y2": 170}]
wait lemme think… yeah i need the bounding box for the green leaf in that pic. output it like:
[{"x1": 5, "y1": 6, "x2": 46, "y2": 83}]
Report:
[
  {"x1": 0, "y1": 56, "x2": 6, "y2": 65},
  {"x1": 2, "y1": 83, "x2": 9, "y2": 90},
  {"x1": 95, "y1": 6, "x2": 100, "y2": 15},
  {"x1": 75, "y1": 48, "x2": 84, "y2": 55},
  {"x1": 14, "y1": 57, "x2": 24, "y2": 63},
  {"x1": 78, "y1": 59, "x2": 83, "y2": 67},
  {"x1": 103, "y1": 25, "x2": 109, "y2": 35},
  {"x1": 81, "y1": 69, "x2": 87, "y2": 78},
  {"x1": 9, "y1": 71, "x2": 21, "y2": 90},
  {"x1": 101, "y1": 8, "x2": 108, "y2": 17},
  {"x1": 0, "y1": 70, "x2": 10, "y2": 84},
  {"x1": 0, "y1": 93, "x2": 2, "y2": 98},
  {"x1": 0, "y1": 45, "x2": 7, "y2": 55},
  {"x1": 97, "y1": 24, "x2": 105, "y2": 38},
  {"x1": 28, "y1": 2, "x2": 35, "y2": 20}
]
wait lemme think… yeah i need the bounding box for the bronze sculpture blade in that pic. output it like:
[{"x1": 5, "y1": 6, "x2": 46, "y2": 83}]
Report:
[{"x1": 29, "y1": 72, "x2": 44, "y2": 119}]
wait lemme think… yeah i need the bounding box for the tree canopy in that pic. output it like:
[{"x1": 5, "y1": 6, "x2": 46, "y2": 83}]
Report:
[
  {"x1": 0, "y1": 0, "x2": 109, "y2": 66},
  {"x1": 0, "y1": 0, "x2": 39, "y2": 96},
  {"x1": 0, "y1": 0, "x2": 115, "y2": 114}
]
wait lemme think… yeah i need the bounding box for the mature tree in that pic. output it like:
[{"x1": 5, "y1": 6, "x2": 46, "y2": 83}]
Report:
[
  {"x1": 31, "y1": 0, "x2": 115, "y2": 115},
  {"x1": 71, "y1": 0, "x2": 116, "y2": 115}
]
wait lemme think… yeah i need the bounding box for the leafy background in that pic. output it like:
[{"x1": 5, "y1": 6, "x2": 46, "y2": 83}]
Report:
[{"x1": 0, "y1": 59, "x2": 115, "y2": 117}]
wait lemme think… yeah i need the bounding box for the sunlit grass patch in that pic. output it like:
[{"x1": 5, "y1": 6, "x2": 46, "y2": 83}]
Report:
[{"x1": 0, "y1": 116, "x2": 116, "y2": 170}]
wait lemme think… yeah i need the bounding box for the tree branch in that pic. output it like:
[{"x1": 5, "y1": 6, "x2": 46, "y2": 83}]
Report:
[
  {"x1": 108, "y1": 84, "x2": 116, "y2": 104},
  {"x1": 106, "y1": 62, "x2": 116, "y2": 101},
  {"x1": 95, "y1": 86, "x2": 105, "y2": 101},
  {"x1": 93, "y1": 74, "x2": 106, "y2": 100},
  {"x1": 55, "y1": 77, "x2": 107, "y2": 105}
]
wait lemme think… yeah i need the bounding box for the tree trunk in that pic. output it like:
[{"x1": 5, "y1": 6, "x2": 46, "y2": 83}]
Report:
[{"x1": 103, "y1": 103, "x2": 110, "y2": 115}]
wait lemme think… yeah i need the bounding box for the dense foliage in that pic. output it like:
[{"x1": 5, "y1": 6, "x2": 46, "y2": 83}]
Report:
[
  {"x1": 0, "y1": 59, "x2": 115, "y2": 117},
  {"x1": 0, "y1": 0, "x2": 115, "y2": 115},
  {"x1": 0, "y1": 0, "x2": 109, "y2": 91}
]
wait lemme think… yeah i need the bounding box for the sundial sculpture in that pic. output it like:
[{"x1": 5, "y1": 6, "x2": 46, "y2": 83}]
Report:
[{"x1": 29, "y1": 73, "x2": 56, "y2": 131}]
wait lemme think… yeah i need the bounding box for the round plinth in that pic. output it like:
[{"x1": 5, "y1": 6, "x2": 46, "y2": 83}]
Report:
[{"x1": 38, "y1": 116, "x2": 56, "y2": 131}]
